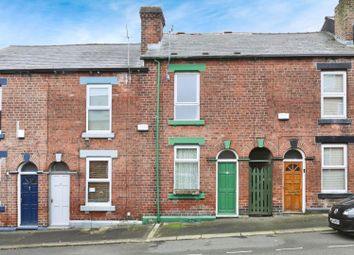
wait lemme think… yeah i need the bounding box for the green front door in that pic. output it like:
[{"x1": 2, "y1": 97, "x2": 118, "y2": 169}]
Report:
[
  {"x1": 248, "y1": 166, "x2": 272, "y2": 216},
  {"x1": 218, "y1": 162, "x2": 237, "y2": 215}
]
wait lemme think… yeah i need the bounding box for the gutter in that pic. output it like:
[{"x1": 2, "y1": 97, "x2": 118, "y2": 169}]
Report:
[
  {"x1": 141, "y1": 53, "x2": 354, "y2": 60},
  {"x1": 0, "y1": 67, "x2": 149, "y2": 74},
  {"x1": 154, "y1": 59, "x2": 161, "y2": 223}
]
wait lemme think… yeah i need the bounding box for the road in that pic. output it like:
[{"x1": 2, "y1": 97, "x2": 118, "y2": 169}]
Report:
[{"x1": 1, "y1": 231, "x2": 354, "y2": 255}]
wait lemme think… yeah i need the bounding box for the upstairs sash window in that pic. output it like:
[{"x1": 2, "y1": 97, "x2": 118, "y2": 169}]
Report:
[
  {"x1": 86, "y1": 85, "x2": 112, "y2": 132},
  {"x1": 321, "y1": 72, "x2": 346, "y2": 119},
  {"x1": 174, "y1": 73, "x2": 200, "y2": 120}
]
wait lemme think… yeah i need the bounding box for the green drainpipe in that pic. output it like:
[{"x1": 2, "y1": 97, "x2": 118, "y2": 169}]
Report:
[{"x1": 154, "y1": 59, "x2": 161, "y2": 223}]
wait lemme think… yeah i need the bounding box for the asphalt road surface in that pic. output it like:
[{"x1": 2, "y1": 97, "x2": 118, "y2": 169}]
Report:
[{"x1": 1, "y1": 231, "x2": 354, "y2": 255}]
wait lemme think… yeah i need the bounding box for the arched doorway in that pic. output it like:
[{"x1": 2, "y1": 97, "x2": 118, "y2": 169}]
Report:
[
  {"x1": 248, "y1": 148, "x2": 272, "y2": 216},
  {"x1": 216, "y1": 150, "x2": 238, "y2": 216},
  {"x1": 283, "y1": 149, "x2": 305, "y2": 213},
  {"x1": 18, "y1": 162, "x2": 38, "y2": 227},
  {"x1": 49, "y1": 162, "x2": 70, "y2": 227}
]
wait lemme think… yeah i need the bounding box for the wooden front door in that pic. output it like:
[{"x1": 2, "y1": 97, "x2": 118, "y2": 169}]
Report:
[
  {"x1": 284, "y1": 162, "x2": 302, "y2": 212},
  {"x1": 218, "y1": 162, "x2": 237, "y2": 215},
  {"x1": 248, "y1": 165, "x2": 273, "y2": 216},
  {"x1": 21, "y1": 175, "x2": 38, "y2": 226},
  {"x1": 50, "y1": 175, "x2": 70, "y2": 226}
]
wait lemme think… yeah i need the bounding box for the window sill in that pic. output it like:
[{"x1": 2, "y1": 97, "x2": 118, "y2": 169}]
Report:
[
  {"x1": 168, "y1": 137, "x2": 205, "y2": 145},
  {"x1": 168, "y1": 119, "x2": 205, "y2": 126},
  {"x1": 318, "y1": 119, "x2": 352, "y2": 125},
  {"x1": 80, "y1": 205, "x2": 116, "y2": 212},
  {"x1": 168, "y1": 193, "x2": 205, "y2": 200},
  {"x1": 82, "y1": 132, "x2": 115, "y2": 139},
  {"x1": 318, "y1": 193, "x2": 352, "y2": 199}
]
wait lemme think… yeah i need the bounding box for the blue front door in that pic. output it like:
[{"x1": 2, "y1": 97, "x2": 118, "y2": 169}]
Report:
[{"x1": 21, "y1": 175, "x2": 38, "y2": 226}]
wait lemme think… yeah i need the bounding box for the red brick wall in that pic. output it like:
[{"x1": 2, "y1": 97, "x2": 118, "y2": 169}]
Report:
[
  {"x1": 0, "y1": 74, "x2": 49, "y2": 226},
  {"x1": 145, "y1": 58, "x2": 354, "y2": 215},
  {"x1": 1, "y1": 56, "x2": 354, "y2": 226},
  {"x1": 0, "y1": 71, "x2": 158, "y2": 226},
  {"x1": 46, "y1": 72, "x2": 157, "y2": 221}
]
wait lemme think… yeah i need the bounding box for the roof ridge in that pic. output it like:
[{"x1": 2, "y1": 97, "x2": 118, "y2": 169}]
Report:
[
  {"x1": 251, "y1": 31, "x2": 321, "y2": 35},
  {"x1": 8, "y1": 43, "x2": 141, "y2": 48},
  {"x1": 165, "y1": 31, "x2": 322, "y2": 36}
]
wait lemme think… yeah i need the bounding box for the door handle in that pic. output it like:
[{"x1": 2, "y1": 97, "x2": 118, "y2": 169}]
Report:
[{"x1": 51, "y1": 199, "x2": 53, "y2": 203}]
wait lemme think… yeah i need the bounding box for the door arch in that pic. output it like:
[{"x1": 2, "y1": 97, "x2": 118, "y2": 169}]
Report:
[
  {"x1": 49, "y1": 162, "x2": 71, "y2": 227},
  {"x1": 248, "y1": 148, "x2": 273, "y2": 216},
  {"x1": 283, "y1": 149, "x2": 305, "y2": 213},
  {"x1": 18, "y1": 162, "x2": 38, "y2": 227},
  {"x1": 216, "y1": 150, "x2": 238, "y2": 216}
]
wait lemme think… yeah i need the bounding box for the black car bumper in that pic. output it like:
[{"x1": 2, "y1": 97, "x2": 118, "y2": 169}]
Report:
[{"x1": 328, "y1": 217, "x2": 354, "y2": 232}]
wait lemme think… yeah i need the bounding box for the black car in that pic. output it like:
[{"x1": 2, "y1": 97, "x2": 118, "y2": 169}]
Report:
[{"x1": 328, "y1": 195, "x2": 354, "y2": 232}]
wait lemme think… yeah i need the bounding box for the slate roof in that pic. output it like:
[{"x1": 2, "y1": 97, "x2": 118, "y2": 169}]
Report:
[
  {"x1": 2, "y1": 31, "x2": 354, "y2": 71},
  {"x1": 0, "y1": 43, "x2": 143, "y2": 71},
  {"x1": 142, "y1": 32, "x2": 354, "y2": 59}
]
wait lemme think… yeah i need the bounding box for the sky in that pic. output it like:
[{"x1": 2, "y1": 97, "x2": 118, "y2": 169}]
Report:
[{"x1": 0, "y1": 0, "x2": 339, "y2": 48}]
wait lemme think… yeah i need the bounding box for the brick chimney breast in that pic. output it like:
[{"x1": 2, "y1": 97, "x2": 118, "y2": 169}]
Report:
[
  {"x1": 335, "y1": 0, "x2": 354, "y2": 43},
  {"x1": 140, "y1": 6, "x2": 165, "y2": 54}
]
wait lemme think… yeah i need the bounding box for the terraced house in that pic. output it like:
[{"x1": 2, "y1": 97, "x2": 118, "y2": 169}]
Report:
[
  {"x1": 1, "y1": 0, "x2": 354, "y2": 228},
  {"x1": 0, "y1": 44, "x2": 157, "y2": 228}
]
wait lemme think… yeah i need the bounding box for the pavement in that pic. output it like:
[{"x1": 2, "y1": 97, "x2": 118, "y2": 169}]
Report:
[{"x1": 0, "y1": 214, "x2": 333, "y2": 250}]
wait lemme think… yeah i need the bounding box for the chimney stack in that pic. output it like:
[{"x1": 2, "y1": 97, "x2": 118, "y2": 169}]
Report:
[
  {"x1": 140, "y1": 6, "x2": 165, "y2": 55},
  {"x1": 335, "y1": 0, "x2": 354, "y2": 43}
]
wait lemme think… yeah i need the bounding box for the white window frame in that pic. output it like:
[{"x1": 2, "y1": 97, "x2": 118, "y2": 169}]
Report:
[
  {"x1": 321, "y1": 144, "x2": 347, "y2": 193},
  {"x1": 85, "y1": 157, "x2": 112, "y2": 207},
  {"x1": 173, "y1": 145, "x2": 200, "y2": 192},
  {"x1": 174, "y1": 73, "x2": 200, "y2": 121},
  {"x1": 321, "y1": 71, "x2": 347, "y2": 119},
  {"x1": 86, "y1": 84, "x2": 112, "y2": 134}
]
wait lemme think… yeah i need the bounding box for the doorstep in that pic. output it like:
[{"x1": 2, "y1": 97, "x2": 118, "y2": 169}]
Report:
[
  {"x1": 16, "y1": 226, "x2": 39, "y2": 230},
  {"x1": 0, "y1": 227, "x2": 16, "y2": 232}
]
